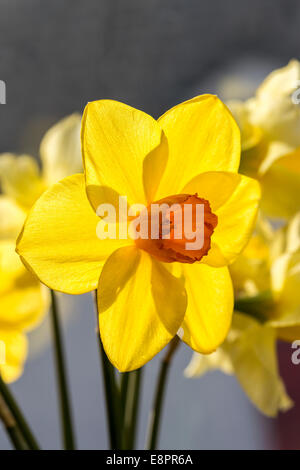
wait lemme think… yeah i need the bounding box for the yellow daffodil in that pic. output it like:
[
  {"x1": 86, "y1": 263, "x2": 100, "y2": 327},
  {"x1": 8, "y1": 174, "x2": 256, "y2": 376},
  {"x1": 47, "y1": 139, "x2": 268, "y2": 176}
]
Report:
[
  {"x1": 227, "y1": 60, "x2": 300, "y2": 219},
  {"x1": 247, "y1": 60, "x2": 300, "y2": 147},
  {"x1": 0, "y1": 198, "x2": 47, "y2": 382},
  {"x1": 231, "y1": 213, "x2": 300, "y2": 337},
  {"x1": 17, "y1": 95, "x2": 260, "y2": 372},
  {"x1": 186, "y1": 214, "x2": 300, "y2": 416},
  {"x1": 185, "y1": 312, "x2": 293, "y2": 417},
  {"x1": 0, "y1": 113, "x2": 82, "y2": 381}
]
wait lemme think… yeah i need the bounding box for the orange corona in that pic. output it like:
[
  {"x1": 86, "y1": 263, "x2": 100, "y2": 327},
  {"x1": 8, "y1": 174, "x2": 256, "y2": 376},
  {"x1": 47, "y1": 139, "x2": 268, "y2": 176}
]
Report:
[{"x1": 135, "y1": 193, "x2": 218, "y2": 263}]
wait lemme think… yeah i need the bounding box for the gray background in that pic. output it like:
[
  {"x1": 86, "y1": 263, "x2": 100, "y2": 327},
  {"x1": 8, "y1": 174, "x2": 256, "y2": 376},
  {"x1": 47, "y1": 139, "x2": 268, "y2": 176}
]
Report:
[{"x1": 0, "y1": 0, "x2": 298, "y2": 449}]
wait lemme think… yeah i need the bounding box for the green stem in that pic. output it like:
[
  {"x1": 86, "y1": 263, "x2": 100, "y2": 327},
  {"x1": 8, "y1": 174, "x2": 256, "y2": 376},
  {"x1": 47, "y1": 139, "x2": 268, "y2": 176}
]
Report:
[
  {"x1": 146, "y1": 336, "x2": 180, "y2": 450},
  {"x1": 122, "y1": 368, "x2": 143, "y2": 449},
  {"x1": 50, "y1": 290, "x2": 76, "y2": 450},
  {"x1": 0, "y1": 374, "x2": 39, "y2": 449},
  {"x1": 94, "y1": 291, "x2": 122, "y2": 449},
  {"x1": 120, "y1": 372, "x2": 129, "y2": 424},
  {"x1": 6, "y1": 425, "x2": 28, "y2": 450},
  {"x1": 0, "y1": 393, "x2": 28, "y2": 449}
]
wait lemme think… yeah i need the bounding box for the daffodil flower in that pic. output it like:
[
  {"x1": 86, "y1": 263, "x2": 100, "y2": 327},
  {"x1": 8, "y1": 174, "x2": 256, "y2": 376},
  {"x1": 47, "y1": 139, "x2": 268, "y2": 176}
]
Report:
[
  {"x1": 231, "y1": 213, "x2": 300, "y2": 336},
  {"x1": 227, "y1": 61, "x2": 300, "y2": 219},
  {"x1": 185, "y1": 312, "x2": 293, "y2": 417},
  {"x1": 186, "y1": 213, "x2": 300, "y2": 416},
  {"x1": 17, "y1": 95, "x2": 260, "y2": 372},
  {"x1": 0, "y1": 114, "x2": 82, "y2": 381},
  {"x1": 0, "y1": 198, "x2": 47, "y2": 382},
  {"x1": 247, "y1": 60, "x2": 300, "y2": 148}
]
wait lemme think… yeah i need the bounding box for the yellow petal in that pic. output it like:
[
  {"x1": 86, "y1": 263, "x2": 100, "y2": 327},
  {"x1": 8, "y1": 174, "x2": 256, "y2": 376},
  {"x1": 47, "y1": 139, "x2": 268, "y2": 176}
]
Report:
[
  {"x1": 183, "y1": 171, "x2": 243, "y2": 212},
  {"x1": 238, "y1": 139, "x2": 269, "y2": 179},
  {"x1": 184, "y1": 350, "x2": 234, "y2": 378},
  {"x1": 0, "y1": 329, "x2": 28, "y2": 383},
  {"x1": 258, "y1": 140, "x2": 294, "y2": 175},
  {"x1": 98, "y1": 246, "x2": 187, "y2": 371},
  {"x1": 0, "y1": 154, "x2": 46, "y2": 210},
  {"x1": 248, "y1": 60, "x2": 300, "y2": 147},
  {"x1": 277, "y1": 325, "x2": 300, "y2": 342},
  {"x1": 40, "y1": 113, "x2": 82, "y2": 185},
  {"x1": 256, "y1": 59, "x2": 300, "y2": 98},
  {"x1": 0, "y1": 196, "x2": 26, "y2": 239},
  {"x1": 269, "y1": 212, "x2": 300, "y2": 261},
  {"x1": 226, "y1": 99, "x2": 262, "y2": 151},
  {"x1": 285, "y1": 212, "x2": 300, "y2": 253},
  {"x1": 229, "y1": 234, "x2": 271, "y2": 296},
  {"x1": 183, "y1": 171, "x2": 261, "y2": 266},
  {"x1": 17, "y1": 174, "x2": 129, "y2": 294},
  {"x1": 268, "y1": 254, "x2": 300, "y2": 328},
  {"x1": 224, "y1": 313, "x2": 293, "y2": 417},
  {"x1": 181, "y1": 263, "x2": 233, "y2": 353},
  {"x1": 156, "y1": 95, "x2": 241, "y2": 198},
  {"x1": 259, "y1": 148, "x2": 300, "y2": 219},
  {"x1": 81, "y1": 100, "x2": 164, "y2": 208},
  {"x1": 0, "y1": 241, "x2": 49, "y2": 331},
  {"x1": 207, "y1": 175, "x2": 260, "y2": 266},
  {"x1": 143, "y1": 132, "x2": 168, "y2": 203}
]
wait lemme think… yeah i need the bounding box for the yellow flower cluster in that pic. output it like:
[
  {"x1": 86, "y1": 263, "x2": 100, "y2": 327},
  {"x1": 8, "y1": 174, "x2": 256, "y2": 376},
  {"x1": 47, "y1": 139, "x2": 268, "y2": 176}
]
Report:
[
  {"x1": 1, "y1": 61, "x2": 299, "y2": 422},
  {"x1": 187, "y1": 61, "x2": 300, "y2": 416},
  {"x1": 0, "y1": 114, "x2": 82, "y2": 382}
]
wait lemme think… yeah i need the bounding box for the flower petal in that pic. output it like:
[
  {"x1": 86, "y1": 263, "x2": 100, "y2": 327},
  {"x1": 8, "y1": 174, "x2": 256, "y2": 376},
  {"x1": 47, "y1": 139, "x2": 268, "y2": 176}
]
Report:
[
  {"x1": 0, "y1": 329, "x2": 28, "y2": 383},
  {"x1": 98, "y1": 246, "x2": 187, "y2": 371},
  {"x1": 248, "y1": 60, "x2": 300, "y2": 147},
  {"x1": 182, "y1": 171, "x2": 243, "y2": 212},
  {"x1": 183, "y1": 172, "x2": 261, "y2": 266},
  {"x1": 224, "y1": 313, "x2": 293, "y2": 417},
  {"x1": 277, "y1": 326, "x2": 300, "y2": 342},
  {"x1": 0, "y1": 241, "x2": 49, "y2": 330},
  {"x1": 184, "y1": 350, "x2": 234, "y2": 378},
  {"x1": 181, "y1": 263, "x2": 233, "y2": 353},
  {"x1": 0, "y1": 154, "x2": 45, "y2": 210},
  {"x1": 143, "y1": 132, "x2": 168, "y2": 203},
  {"x1": 156, "y1": 95, "x2": 241, "y2": 198},
  {"x1": 203, "y1": 174, "x2": 261, "y2": 267},
  {"x1": 259, "y1": 148, "x2": 300, "y2": 219},
  {"x1": 268, "y1": 254, "x2": 300, "y2": 328},
  {"x1": 0, "y1": 196, "x2": 26, "y2": 239},
  {"x1": 40, "y1": 113, "x2": 82, "y2": 185},
  {"x1": 17, "y1": 174, "x2": 129, "y2": 294},
  {"x1": 81, "y1": 100, "x2": 164, "y2": 208},
  {"x1": 226, "y1": 99, "x2": 262, "y2": 151}
]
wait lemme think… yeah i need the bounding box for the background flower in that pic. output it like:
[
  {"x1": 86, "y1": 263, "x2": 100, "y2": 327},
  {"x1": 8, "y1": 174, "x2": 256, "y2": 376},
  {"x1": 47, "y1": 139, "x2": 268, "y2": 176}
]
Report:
[
  {"x1": 186, "y1": 213, "x2": 300, "y2": 416},
  {"x1": 228, "y1": 61, "x2": 300, "y2": 220},
  {"x1": 0, "y1": 114, "x2": 82, "y2": 382}
]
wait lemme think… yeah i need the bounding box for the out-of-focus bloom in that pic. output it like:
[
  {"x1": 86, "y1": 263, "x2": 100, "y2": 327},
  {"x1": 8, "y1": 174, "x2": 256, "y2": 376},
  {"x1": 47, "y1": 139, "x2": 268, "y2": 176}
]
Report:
[
  {"x1": 248, "y1": 60, "x2": 300, "y2": 147},
  {"x1": 0, "y1": 329, "x2": 27, "y2": 383},
  {"x1": 185, "y1": 312, "x2": 293, "y2": 417},
  {"x1": 17, "y1": 96, "x2": 260, "y2": 372},
  {"x1": 226, "y1": 100, "x2": 262, "y2": 152},
  {"x1": 185, "y1": 214, "x2": 300, "y2": 416},
  {"x1": 227, "y1": 60, "x2": 300, "y2": 219},
  {"x1": 0, "y1": 114, "x2": 82, "y2": 381}
]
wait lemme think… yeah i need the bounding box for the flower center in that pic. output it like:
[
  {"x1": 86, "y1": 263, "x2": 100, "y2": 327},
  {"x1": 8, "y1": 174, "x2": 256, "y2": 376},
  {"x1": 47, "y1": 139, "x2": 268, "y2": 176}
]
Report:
[{"x1": 135, "y1": 193, "x2": 218, "y2": 264}]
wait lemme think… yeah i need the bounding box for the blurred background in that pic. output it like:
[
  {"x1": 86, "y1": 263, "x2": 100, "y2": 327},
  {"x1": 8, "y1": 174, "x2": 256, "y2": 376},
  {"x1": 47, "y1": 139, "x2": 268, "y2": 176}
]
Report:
[{"x1": 0, "y1": 0, "x2": 299, "y2": 449}]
